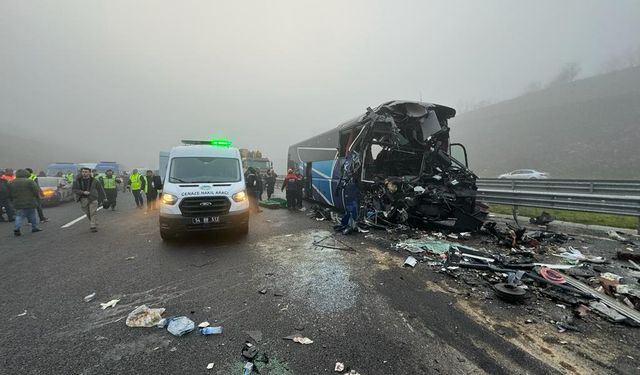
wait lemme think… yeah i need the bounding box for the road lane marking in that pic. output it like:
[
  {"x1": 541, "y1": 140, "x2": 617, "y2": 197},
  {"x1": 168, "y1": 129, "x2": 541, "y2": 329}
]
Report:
[{"x1": 61, "y1": 207, "x2": 103, "y2": 228}]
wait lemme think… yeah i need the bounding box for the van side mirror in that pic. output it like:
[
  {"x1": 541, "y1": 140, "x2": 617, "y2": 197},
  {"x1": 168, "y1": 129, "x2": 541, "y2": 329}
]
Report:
[{"x1": 449, "y1": 143, "x2": 468, "y2": 167}]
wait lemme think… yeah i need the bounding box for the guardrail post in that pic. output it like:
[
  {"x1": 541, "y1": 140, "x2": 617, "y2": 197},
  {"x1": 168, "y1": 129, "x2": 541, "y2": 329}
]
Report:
[
  {"x1": 511, "y1": 180, "x2": 515, "y2": 190},
  {"x1": 589, "y1": 182, "x2": 594, "y2": 194},
  {"x1": 512, "y1": 205, "x2": 520, "y2": 226}
]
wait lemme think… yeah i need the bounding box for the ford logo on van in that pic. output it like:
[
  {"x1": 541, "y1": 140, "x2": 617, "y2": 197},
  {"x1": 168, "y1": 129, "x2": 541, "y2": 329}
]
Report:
[
  {"x1": 199, "y1": 202, "x2": 213, "y2": 206},
  {"x1": 200, "y1": 185, "x2": 212, "y2": 190}
]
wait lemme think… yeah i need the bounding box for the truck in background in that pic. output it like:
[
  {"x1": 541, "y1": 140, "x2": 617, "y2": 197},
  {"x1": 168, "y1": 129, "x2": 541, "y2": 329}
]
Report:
[{"x1": 239, "y1": 149, "x2": 272, "y2": 176}]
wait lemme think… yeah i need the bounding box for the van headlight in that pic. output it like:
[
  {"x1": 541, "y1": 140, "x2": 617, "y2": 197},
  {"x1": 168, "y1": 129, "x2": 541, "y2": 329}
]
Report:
[
  {"x1": 232, "y1": 190, "x2": 247, "y2": 202},
  {"x1": 160, "y1": 193, "x2": 178, "y2": 205}
]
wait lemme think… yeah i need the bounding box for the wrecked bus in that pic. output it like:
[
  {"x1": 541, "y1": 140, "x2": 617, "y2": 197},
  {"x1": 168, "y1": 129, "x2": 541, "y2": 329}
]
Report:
[{"x1": 287, "y1": 100, "x2": 486, "y2": 231}]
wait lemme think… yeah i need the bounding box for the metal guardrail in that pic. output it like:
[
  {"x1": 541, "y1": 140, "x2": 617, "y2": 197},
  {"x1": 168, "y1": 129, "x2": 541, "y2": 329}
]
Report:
[
  {"x1": 477, "y1": 178, "x2": 640, "y2": 196},
  {"x1": 476, "y1": 179, "x2": 640, "y2": 232}
]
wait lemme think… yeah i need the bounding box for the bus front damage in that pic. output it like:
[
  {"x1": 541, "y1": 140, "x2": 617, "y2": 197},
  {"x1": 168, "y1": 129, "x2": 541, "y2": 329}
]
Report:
[{"x1": 338, "y1": 100, "x2": 486, "y2": 232}]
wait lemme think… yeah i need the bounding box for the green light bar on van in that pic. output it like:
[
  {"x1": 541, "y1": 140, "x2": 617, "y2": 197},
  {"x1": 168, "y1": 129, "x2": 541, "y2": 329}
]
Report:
[{"x1": 209, "y1": 138, "x2": 232, "y2": 148}]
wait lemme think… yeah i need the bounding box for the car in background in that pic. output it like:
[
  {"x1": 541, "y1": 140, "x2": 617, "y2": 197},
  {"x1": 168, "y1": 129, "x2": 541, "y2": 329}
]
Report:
[
  {"x1": 498, "y1": 169, "x2": 549, "y2": 179},
  {"x1": 46, "y1": 162, "x2": 79, "y2": 178},
  {"x1": 38, "y1": 177, "x2": 74, "y2": 206}
]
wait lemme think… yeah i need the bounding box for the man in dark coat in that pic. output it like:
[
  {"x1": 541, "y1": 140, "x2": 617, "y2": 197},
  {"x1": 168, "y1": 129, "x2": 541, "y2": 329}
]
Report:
[
  {"x1": 140, "y1": 170, "x2": 162, "y2": 211},
  {"x1": 0, "y1": 170, "x2": 15, "y2": 222},
  {"x1": 8, "y1": 169, "x2": 42, "y2": 236},
  {"x1": 244, "y1": 167, "x2": 261, "y2": 213},
  {"x1": 265, "y1": 169, "x2": 277, "y2": 200},
  {"x1": 72, "y1": 167, "x2": 106, "y2": 232}
]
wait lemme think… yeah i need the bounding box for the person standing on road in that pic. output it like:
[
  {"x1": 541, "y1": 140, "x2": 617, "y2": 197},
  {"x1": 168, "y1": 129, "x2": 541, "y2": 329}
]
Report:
[
  {"x1": 8, "y1": 169, "x2": 42, "y2": 236},
  {"x1": 1, "y1": 168, "x2": 16, "y2": 182},
  {"x1": 281, "y1": 169, "x2": 299, "y2": 210},
  {"x1": 141, "y1": 170, "x2": 162, "y2": 212},
  {"x1": 244, "y1": 167, "x2": 261, "y2": 213},
  {"x1": 72, "y1": 167, "x2": 106, "y2": 232},
  {"x1": 295, "y1": 171, "x2": 305, "y2": 210},
  {"x1": 255, "y1": 168, "x2": 264, "y2": 201},
  {"x1": 129, "y1": 169, "x2": 144, "y2": 208},
  {"x1": 265, "y1": 169, "x2": 276, "y2": 200},
  {"x1": 26, "y1": 168, "x2": 49, "y2": 223},
  {"x1": 99, "y1": 169, "x2": 121, "y2": 210},
  {"x1": 0, "y1": 171, "x2": 16, "y2": 222}
]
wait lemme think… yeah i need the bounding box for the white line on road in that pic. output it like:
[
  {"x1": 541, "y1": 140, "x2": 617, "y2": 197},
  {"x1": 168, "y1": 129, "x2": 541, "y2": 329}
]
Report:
[{"x1": 61, "y1": 207, "x2": 103, "y2": 228}]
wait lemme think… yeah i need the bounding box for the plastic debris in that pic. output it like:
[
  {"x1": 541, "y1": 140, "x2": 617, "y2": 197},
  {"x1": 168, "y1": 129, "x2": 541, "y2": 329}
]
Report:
[
  {"x1": 200, "y1": 326, "x2": 223, "y2": 335},
  {"x1": 84, "y1": 292, "x2": 96, "y2": 302},
  {"x1": 335, "y1": 362, "x2": 345, "y2": 372},
  {"x1": 198, "y1": 321, "x2": 210, "y2": 328},
  {"x1": 100, "y1": 299, "x2": 120, "y2": 309},
  {"x1": 243, "y1": 362, "x2": 254, "y2": 375},
  {"x1": 396, "y1": 239, "x2": 451, "y2": 254},
  {"x1": 589, "y1": 301, "x2": 626, "y2": 323},
  {"x1": 16, "y1": 310, "x2": 27, "y2": 317},
  {"x1": 607, "y1": 230, "x2": 627, "y2": 242},
  {"x1": 403, "y1": 256, "x2": 418, "y2": 268},
  {"x1": 206, "y1": 362, "x2": 214, "y2": 370},
  {"x1": 167, "y1": 316, "x2": 195, "y2": 336},
  {"x1": 292, "y1": 336, "x2": 313, "y2": 345},
  {"x1": 125, "y1": 305, "x2": 166, "y2": 328},
  {"x1": 125, "y1": 256, "x2": 136, "y2": 260},
  {"x1": 242, "y1": 342, "x2": 258, "y2": 359}
]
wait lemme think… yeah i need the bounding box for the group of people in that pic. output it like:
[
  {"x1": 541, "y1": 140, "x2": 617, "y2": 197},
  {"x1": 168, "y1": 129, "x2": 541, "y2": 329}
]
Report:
[
  {"x1": 1, "y1": 166, "x2": 163, "y2": 235},
  {"x1": 243, "y1": 168, "x2": 279, "y2": 212},
  {"x1": 281, "y1": 168, "x2": 306, "y2": 210}
]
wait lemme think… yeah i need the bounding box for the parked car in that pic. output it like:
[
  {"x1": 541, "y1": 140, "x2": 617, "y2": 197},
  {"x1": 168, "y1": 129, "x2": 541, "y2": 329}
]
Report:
[
  {"x1": 498, "y1": 169, "x2": 549, "y2": 179},
  {"x1": 38, "y1": 177, "x2": 74, "y2": 206}
]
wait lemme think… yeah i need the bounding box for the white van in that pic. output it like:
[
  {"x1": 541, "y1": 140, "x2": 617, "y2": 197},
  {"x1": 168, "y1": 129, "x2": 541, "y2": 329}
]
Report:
[{"x1": 159, "y1": 143, "x2": 250, "y2": 240}]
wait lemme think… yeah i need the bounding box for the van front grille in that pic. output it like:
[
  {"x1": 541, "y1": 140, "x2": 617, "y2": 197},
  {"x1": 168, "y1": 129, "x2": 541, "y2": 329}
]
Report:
[{"x1": 179, "y1": 196, "x2": 231, "y2": 217}]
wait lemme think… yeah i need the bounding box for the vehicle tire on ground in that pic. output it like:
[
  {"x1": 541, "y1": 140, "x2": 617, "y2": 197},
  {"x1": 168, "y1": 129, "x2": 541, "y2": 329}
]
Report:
[
  {"x1": 160, "y1": 229, "x2": 175, "y2": 242},
  {"x1": 236, "y1": 223, "x2": 249, "y2": 236}
]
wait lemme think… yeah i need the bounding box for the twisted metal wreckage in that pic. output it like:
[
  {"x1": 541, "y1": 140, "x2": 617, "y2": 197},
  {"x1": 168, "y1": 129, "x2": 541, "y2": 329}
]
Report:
[{"x1": 289, "y1": 100, "x2": 487, "y2": 232}]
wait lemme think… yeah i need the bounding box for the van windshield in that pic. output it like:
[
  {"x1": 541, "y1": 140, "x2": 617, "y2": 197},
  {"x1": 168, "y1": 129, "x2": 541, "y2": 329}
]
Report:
[{"x1": 169, "y1": 157, "x2": 241, "y2": 183}]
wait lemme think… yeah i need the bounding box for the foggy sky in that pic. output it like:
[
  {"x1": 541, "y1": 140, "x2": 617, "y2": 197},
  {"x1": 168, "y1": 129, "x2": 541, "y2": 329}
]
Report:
[{"x1": 2, "y1": 0, "x2": 640, "y2": 172}]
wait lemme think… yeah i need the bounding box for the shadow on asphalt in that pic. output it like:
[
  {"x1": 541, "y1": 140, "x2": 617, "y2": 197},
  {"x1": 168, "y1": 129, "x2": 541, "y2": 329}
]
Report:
[{"x1": 158, "y1": 230, "x2": 248, "y2": 251}]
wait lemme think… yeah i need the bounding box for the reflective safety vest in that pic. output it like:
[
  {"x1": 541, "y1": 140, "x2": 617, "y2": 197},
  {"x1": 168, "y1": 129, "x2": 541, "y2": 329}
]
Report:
[
  {"x1": 29, "y1": 174, "x2": 37, "y2": 181},
  {"x1": 102, "y1": 176, "x2": 117, "y2": 189},
  {"x1": 65, "y1": 173, "x2": 74, "y2": 183},
  {"x1": 143, "y1": 176, "x2": 150, "y2": 193},
  {"x1": 130, "y1": 173, "x2": 142, "y2": 190}
]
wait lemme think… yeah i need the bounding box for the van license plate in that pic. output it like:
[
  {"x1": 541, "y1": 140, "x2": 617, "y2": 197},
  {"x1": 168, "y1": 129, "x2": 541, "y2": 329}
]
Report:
[{"x1": 192, "y1": 217, "x2": 219, "y2": 224}]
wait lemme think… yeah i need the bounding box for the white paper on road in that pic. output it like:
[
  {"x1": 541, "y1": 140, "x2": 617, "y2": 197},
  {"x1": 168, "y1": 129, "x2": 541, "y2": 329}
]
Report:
[{"x1": 61, "y1": 207, "x2": 103, "y2": 228}]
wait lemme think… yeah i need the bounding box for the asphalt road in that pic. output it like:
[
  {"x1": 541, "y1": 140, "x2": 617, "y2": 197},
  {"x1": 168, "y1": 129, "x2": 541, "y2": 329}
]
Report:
[{"x1": 0, "y1": 192, "x2": 626, "y2": 374}]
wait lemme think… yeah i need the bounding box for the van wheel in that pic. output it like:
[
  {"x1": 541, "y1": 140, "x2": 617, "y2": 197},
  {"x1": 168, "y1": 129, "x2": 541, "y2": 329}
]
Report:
[
  {"x1": 160, "y1": 229, "x2": 174, "y2": 241},
  {"x1": 237, "y1": 223, "x2": 249, "y2": 236}
]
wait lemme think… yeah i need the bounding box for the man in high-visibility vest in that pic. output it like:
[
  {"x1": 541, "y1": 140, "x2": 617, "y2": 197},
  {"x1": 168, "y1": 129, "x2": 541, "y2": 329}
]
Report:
[
  {"x1": 99, "y1": 169, "x2": 122, "y2": 211},
  {"x1": 65, "y1": 172, "x2": 74, "y2": 184},
  {"x1": 141, "y1": 170, "x2": 162, "y2": 212},
  {"x1": 26, "y1": 168, "x2": 48, "y2": 223},
  {"x1": 129, "y1": 169, "x2": 144, "y2": 208}
]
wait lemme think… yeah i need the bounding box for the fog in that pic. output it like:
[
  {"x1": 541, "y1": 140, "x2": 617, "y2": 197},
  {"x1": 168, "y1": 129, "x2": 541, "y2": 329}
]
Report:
[{"x1": 2, "y1": 0, "x2": 640, "y2": 172}]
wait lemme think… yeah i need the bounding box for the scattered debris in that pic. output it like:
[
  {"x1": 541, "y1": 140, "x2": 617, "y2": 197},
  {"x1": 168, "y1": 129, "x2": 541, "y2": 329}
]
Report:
[
  {"x1": 198, "y1": 321, "x2": 210, "y2": 328},
  {"x1": 246, "y1": 330, "x2": 263, "y2": 342},
  {"x1": 100, "y1": 299, "x2": 120, "y2": 309},
  {"x1": 617, "y1": 250, "x2": 640, "y2": 262},
  {"x1": 335, "y1": 362, "x2": 345, "y2": 372},
  {"x1": 200, "y1": 326, "x2": 223, "y2": 335},
  {"x1": 529, "y1": 211, "x2": 555, "y2": 225},
  {"x1": 608, "y1": 230, "x2": 628, "y2": 242},
  {"x1": 125, "y1": 256, "x2": 136, "y2": 260},
  {"x1": 242, "y1": 342, "x2": 258, "y2": 360},
  {"x1": 258, "y1": 289, "x2": 267, "y2": 295},
  {"x1": 206, "y1": 362, "x2": 214, "y2": 370},
  {"x1": 167, "y1": 316, "x2": 195, "y2": 336},
  {"x1": 283, "y1": 334, "x2": 313, "y2": 344},
  {"x1": 83, "y1": 292, "x2": 96, "y2": 303},
  {"x1": 494, "y1": 283, "x2": 526, "y2": 303},
  {"x1": 243, "y1": 362, "x2": 254, "y2": 375},
  {"x1": 125, "y1": 305, "x2": 166, "y2": 328},
  {"x1": 403, "y1": 256, "x2": 418, "y2": 268},
  {"x1": 15, "y1": 310, "x2": 27, "y2": 317}
]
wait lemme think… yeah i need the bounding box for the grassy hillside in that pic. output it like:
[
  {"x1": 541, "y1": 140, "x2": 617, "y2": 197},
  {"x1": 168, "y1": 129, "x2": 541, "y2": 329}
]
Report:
[{"x1": 452, "y1": 67, "x2": 640, "y2": 179}]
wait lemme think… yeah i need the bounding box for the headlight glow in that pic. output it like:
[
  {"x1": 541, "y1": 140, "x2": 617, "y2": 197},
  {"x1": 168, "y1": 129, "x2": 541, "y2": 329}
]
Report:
[
  {"x1": 160, "y1": 193, "x2": 178, "y2": 205},
  {"x1": 232, "y1": 191, "x2": 247, "y2": 202}
]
